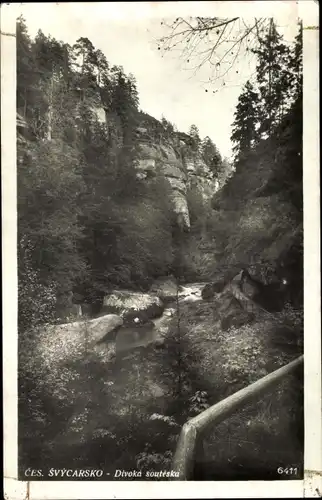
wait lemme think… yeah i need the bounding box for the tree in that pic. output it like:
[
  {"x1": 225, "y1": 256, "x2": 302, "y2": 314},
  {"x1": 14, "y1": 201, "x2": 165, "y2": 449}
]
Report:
[
  {"x1": 18, "y1": 137, "x2": 87, "y2": 329},
  {"x1": 271, "y1": 94, "x2": 303, "y2": 215},
  {"x1": 252, "y1": 19, "x2": 293, "y2": 136},
  {"x1": 71, "y1": 37, "x2": 100, "y2": 103},
  {"x1": 288, "y1": 21, "x2": 303, "y2": 102},
  {"x1": 161, "y1": 116, "x2": 175, "y2": 137},
  {"x1": 32, "y1": 31, "x2": 69, "y2": 140},
  {"x1": 201, "y1": 136, "x2": 222, "y2": 178},
  {"x1": 188, "y1": 124, "x2": 201, "y2": 152},
  {"x1": 16, "y1": 19, "x2": 185, "y2": 326},
  {"x1": 17, "y1": 16, "x2": 40, "y2": 127},
  {"x1": 230, "y1": 80, "x2": 260, "y2": 164},
  {"x1": 110, "y1": 69, "x2": 139, "y2": 143}
]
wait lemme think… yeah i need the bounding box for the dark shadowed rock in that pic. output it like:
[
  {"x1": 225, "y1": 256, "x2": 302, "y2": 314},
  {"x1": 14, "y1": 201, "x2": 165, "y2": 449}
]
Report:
[
  {"x1": 123, "y1": 308, "x2": 160, "y2": 326},
  {"x1": 221, "y1": 311, "x2": 256, "y2": 331},
  {"x1": 240, "y1": 269, "x2": 287, "y2": 312},
  {"x1": 209, "y1": 287, "x2": 256, "y2": 332},
  {"x1": 115, "y1": 322, "x2": 158, "y2": 354},
  {"x1": 202, "y1": 281, "x2": 226, "y2": 300}
]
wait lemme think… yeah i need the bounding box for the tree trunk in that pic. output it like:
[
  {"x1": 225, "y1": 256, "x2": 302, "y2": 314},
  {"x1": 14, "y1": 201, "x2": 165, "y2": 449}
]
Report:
[
  {"x1": 268, "y1": 18, "x2": 273, "y2": 135},
  {"x1": 23, "y1": 87, "x2": 27, "y2": 118},
  {"x1": 46, "y1": 72, "x2": 54, "y2": 141}
]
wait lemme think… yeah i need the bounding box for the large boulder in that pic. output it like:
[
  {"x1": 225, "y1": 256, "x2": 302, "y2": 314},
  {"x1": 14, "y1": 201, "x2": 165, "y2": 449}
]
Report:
[
  {"x1": 102, "y1": 291, "x2": 164, "y2": 326},
  {"x1": 48, "y1": 313, "x2": 123, "y2": 349},
  {"x1": 240, "y1": 269, "x2": 287, "y2": 312},
  {"x1": 210, "y1": 289, "x2": 255, "y2": 332},
  {"x1": 86, "y1": 314, "x2": 124, "y2": 343}
]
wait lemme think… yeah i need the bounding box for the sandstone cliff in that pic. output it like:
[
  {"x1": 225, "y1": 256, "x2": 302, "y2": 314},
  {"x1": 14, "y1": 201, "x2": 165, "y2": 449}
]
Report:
[{"x1": 93, "y1": 105, "x2": 217, "y2": 232}]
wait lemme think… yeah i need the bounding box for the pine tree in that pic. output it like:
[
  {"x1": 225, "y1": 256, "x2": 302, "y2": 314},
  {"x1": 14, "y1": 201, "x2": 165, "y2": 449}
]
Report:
[
  {"x1": 71, "y1": 37, "x2": 100, "y2": 103},
  {"x1": 201, "y1": 136, "x2": 222, "y2": 178},
  {"x1": 253, "y1": 19, "x2": 292, "y2": 136},
  {"x1": 230, "y1": 80, "x2": 260, "y2": 164},
  {"x1": 32, "y1": 31, "x2": 67, "y2": 140},
  {"x1": 288, "y1": 21, "x2": 303, "y2": 102},
  {"x1": 188, "y1": 124, "x2": 201, "y2": 152},
  {"x1": 161, "y1": 116, "x2": 174, "y2": 137},
  {"x1": 17, "y1": 17, "x2": 38, "y2": 122}
]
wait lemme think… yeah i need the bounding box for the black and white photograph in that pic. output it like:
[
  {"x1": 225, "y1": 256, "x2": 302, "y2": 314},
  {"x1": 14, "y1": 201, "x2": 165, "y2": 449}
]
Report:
[{"x1": 2, "y1": 1, "x2": 320, "y2": 498}]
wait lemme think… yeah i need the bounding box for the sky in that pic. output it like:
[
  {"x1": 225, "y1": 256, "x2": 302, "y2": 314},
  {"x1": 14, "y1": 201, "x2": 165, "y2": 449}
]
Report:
[{"x1": 14, "y1": 2, "x2": 300, "y2": 159}]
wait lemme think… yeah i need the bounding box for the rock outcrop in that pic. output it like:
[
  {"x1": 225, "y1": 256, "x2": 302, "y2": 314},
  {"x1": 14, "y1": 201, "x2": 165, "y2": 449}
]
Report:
[
  {"x1": 92, "y1": 105, "x2": 217, "y2": 232},
  {"x1": 136, "y1": 138, "x2": 191, "y2": 231},
  {"x1": 135, "y1": 128, "x2": 216, "y2": 232}
]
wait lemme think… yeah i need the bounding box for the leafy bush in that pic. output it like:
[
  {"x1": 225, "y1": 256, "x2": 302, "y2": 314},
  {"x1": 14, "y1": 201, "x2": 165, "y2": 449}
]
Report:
[
  {"x1": 136, "y1": 448, "x2": 173, "y2": 474},
  {"x1": 18, "y1": 238, "x2": 57, "y2": 331},
  {"x1": 188, "y1": 390, "x2": 209, "y2": 415}
]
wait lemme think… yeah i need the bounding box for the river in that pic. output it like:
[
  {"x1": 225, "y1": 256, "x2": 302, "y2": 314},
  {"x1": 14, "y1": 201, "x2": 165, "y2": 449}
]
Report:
[{"x1": 113, "y1": 282, "x2": 207, "y2": 355}]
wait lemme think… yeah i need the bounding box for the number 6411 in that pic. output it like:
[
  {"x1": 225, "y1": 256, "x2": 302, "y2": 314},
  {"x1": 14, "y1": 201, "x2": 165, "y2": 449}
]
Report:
[{"x1": 277, "y1": 467, "x2": 298, "y2": 475}]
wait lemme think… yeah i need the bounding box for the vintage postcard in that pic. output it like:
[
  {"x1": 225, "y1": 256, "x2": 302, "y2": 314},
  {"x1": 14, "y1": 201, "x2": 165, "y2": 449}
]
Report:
[{"x1": 2, "y1": 1, "x2": 321, "y2": 498}]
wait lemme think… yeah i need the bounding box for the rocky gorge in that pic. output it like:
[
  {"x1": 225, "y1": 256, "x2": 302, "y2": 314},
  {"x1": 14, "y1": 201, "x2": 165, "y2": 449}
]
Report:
[
  {"x1": 19, "y1": 100, "x2": 303, "y2": 479},
  {"x1": 17, "y1": 19, "x2": 304, "y2": 481},
  {"x1": 18, "y1": 98, "x2": 303, "y2": 479}
]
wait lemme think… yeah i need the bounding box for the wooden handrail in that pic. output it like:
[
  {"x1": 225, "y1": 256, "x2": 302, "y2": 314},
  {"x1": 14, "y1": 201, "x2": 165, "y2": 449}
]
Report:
[{"x1": 172, "y1": 354, "x2": 304, "y2": 480}]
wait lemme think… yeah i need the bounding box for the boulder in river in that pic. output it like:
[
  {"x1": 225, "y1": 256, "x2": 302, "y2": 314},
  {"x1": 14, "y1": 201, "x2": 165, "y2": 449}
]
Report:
[
  {"x1": 201, "y1": 281, "x2": 226, "y2": 300},
  {"x1": 102, "y1": 291, "x2": 164, "y2": 325},
  {"x1": 51, "y1": 313, "x2": 123, "y2": 348}
]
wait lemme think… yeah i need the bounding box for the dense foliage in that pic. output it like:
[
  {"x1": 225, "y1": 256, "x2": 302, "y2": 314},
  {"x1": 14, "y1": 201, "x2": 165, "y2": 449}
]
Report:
[
  {"x1": 205, "y1": 21, "x2": 303, "y2": 299},
  {"x1": 231, "y1": 20, "x2": 302, "y2": 164},
  {"x1": 17, "y1": 17, "x2": 227, "y2": 332}
]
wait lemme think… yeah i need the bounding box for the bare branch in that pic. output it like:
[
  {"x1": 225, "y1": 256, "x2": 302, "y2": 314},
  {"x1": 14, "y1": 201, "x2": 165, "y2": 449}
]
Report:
[{"x1": 157, "y1": 16, "x2": 270, "y2": 87}]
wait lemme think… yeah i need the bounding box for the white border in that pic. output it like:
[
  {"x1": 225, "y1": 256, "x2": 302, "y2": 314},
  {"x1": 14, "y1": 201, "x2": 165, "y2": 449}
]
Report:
[{"x1": 2, "y1": 2, "x2": 320, "y2": 498}]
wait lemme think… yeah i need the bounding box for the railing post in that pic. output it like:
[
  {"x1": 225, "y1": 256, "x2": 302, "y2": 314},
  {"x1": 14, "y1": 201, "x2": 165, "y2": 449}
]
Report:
[
  {"x1": 172, "y1": 422, "x2": 198, "y2": 480},
  {"x1": 172, "y1": 355, "x2": 303, "y2": 480},
  {"x1": 193, "y1": 431, "x2": 206, "y2": 479}
]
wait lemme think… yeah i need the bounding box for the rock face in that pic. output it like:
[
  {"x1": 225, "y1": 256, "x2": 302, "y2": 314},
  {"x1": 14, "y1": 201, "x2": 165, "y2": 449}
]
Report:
[
  {"x1": 102, "y1": 291, "x2": 164, "y2": 326},
  {"x1": 136, "y1": 134, "x2": 217, "y2": 232},
  {"x1": 136, "y1": 139, "x2": 191, "y2": 231},
  {"x1": 211, "y1": 287, "x2": 256, "y2": 332},
  {"x1": 99, "y1": 109, "x2": 217, "y2": 232}
]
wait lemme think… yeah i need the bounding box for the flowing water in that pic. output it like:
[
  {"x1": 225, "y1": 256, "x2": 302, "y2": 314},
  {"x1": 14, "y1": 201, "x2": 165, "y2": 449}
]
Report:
[{"x1": 114, "y1": 282, "x2": 207, "y2": 354}]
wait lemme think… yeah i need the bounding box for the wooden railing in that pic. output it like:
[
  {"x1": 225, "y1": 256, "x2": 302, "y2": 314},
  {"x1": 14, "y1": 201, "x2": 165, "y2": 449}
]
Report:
[{"x1": 172, "y1": 355, "x2": 304, "y2": 480}]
